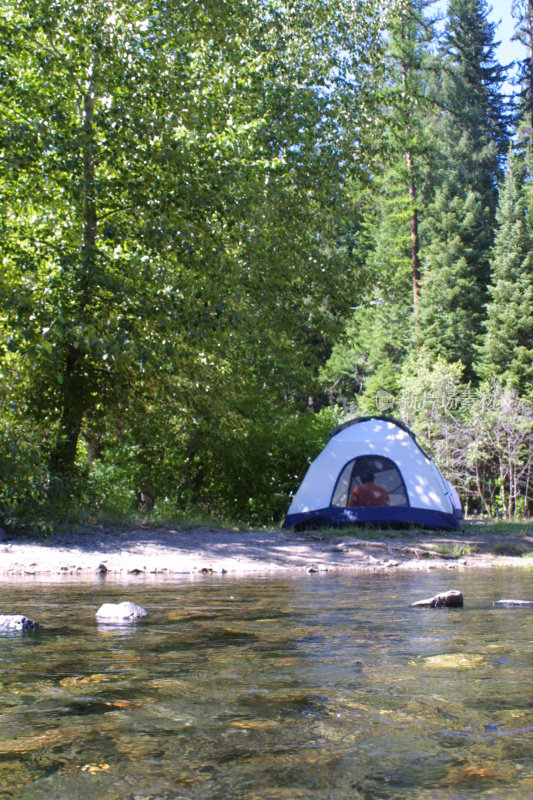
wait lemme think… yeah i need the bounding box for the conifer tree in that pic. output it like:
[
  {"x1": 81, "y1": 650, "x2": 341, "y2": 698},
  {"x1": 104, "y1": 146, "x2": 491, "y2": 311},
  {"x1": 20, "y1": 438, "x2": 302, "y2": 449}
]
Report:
[
  {"x1": 321, "y1": 0, "x2": 437, "y2": 410},
  {"x1": 418, "y1": 0, "x2": 510, "y2": 375},
  {"x1": 477, "y1": 153, "x2": 533, "y2": 399},
  {"x1": 512, "y1": 0, "x2": 533, "y2": 139},
  {"x1": 384, "y1": 0, "x2": 438, "y2": 327}
]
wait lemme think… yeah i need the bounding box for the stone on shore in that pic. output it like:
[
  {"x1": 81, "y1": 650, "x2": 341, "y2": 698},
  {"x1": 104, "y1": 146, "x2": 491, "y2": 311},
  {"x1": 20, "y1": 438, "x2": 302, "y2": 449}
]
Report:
[
  {"x1": 95, "y1": 601, "x2": 148, "y2": 624},
  {"x1": 494, "y1": 598, "x2": 533, "y2": 607},
  {"x1": 411, "y1": 590, "x2": 464, "y2": 608},
  {"x1": 0, "y1": 614, "x2": 40, "y2": 631}
]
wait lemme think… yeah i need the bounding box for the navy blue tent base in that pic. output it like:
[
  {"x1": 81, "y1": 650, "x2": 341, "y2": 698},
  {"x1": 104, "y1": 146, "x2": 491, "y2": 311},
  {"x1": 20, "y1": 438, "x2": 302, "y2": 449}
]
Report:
[{"x1": 283, "y1": 505, "x2": 460, "y2": 532}]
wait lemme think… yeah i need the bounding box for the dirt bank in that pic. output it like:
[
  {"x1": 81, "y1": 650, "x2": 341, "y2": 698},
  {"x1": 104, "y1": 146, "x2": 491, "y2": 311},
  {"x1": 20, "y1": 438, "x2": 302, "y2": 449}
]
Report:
[{"x1": 0, "y1": 524, "x2": 532, "y2": 581}]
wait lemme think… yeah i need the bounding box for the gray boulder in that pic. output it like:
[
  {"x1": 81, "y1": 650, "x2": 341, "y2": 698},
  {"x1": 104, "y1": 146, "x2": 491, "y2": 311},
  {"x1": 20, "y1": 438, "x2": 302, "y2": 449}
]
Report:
[
  {"x1": 0, "y1": 614, "x2": 40, "y2": 631},
  {"x1": 95, "y1": 601, "x2": 148, "y2": 624},
  {"x1": 411, "y1": 590, "x2": 464, "y2": 608}
]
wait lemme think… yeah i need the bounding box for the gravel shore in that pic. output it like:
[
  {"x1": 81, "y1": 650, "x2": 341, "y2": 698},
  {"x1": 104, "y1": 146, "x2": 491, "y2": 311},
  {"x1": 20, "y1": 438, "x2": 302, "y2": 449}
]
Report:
[{"x1": 1, "y1": 525, "x2": 532, "y2": 581}]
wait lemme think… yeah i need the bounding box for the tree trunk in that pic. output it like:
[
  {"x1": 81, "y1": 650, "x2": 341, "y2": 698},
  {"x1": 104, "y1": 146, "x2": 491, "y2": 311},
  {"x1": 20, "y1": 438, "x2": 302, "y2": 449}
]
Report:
[
  {"x1": 406, "y1": 149, "x2": 421, "y2": 334},
  {"x1": 50, "y1": 81, "x2": 97, "y2": 474},
  {"x1": 475, "y1": 463, "x2": 492, "y2": 518},
  {"x1": 529, "y1": 0, "x2": 533, "y2": 135},
  {"x1": 399, "y1": 51, "x2": 421, "y2": 335},
  {"x1": 82, "y1": 90, "x2": 97, "y2": 273},
  {"x1": 85, "y1": 431, "x2": 102, "y2": 470},
  {"x1": 499, "y1": 457, "x2": 508, "y2": 519},
  {"x1": 50, "y1": 346, "x2": 85, "y2": 473}
]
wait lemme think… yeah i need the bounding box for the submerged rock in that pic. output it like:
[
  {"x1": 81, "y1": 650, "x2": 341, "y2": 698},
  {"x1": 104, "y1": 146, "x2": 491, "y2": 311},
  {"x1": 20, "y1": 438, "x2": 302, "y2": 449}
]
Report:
[
  {"x1": 422, "y1": 653, "x2": 484, "y2": 669},
  {"x1": 411, "y1": 590, "x2": 464, "y2": 608},
  {"x1": 0, "y1": 614, "x2": 40, "y2": 631},
  {"x1": 494, "y1": 599, "x2": 533, "y2": 607},
  {"x1": 95, "y1": 601, "x2": 148, "y2": 624}
]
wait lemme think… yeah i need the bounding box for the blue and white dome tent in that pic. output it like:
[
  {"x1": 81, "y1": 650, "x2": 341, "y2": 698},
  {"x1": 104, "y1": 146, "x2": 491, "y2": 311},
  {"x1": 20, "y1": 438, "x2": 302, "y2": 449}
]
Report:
[{"x1": 283, "y1": 415, "x2": 463, "y2": 531}]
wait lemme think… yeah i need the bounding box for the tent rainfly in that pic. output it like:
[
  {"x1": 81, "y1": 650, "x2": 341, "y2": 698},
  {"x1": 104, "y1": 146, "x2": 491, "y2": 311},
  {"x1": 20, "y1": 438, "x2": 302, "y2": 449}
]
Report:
[{"x1": 283, "y1": 416, "x2": 463, "y2": 531}]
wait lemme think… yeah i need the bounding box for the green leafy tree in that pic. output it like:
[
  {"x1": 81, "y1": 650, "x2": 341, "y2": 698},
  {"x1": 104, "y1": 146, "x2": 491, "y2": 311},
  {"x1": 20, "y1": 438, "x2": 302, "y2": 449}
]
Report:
[
  {"x1": 0, "y1": 0, "x2": 400, "y2": 522},
  {"x1": 1, "y1": 0, "x2": 225, "y2": 473},
  {"x1": 464, "y1": 379, "x2": 533, "y2": 518},
  {"x1": 391, "y1": 354, "x2": 533, "y2": 518},
  {"x1": 397, "y1": 350, "x2": 468, "y2": 486}
]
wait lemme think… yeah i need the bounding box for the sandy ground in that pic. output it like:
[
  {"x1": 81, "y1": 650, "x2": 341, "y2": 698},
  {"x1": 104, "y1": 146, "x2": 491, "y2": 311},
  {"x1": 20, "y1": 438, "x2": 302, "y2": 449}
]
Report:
[{"x1": 0, "y1": 524, "x2": 532, "y2": 581}]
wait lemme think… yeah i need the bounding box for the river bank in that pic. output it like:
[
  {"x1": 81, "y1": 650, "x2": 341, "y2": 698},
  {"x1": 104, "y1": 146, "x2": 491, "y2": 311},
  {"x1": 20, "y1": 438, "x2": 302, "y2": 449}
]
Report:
[{"x1": 0, "y1": 523, "x2": 532, "y2": 580}]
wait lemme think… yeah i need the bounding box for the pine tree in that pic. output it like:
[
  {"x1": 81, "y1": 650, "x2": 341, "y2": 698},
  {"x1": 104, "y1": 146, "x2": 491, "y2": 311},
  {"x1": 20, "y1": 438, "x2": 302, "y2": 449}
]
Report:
[
  {"x1": 419, "y1": 188, "x2": 491, "y2": 369},
  {"x1": 418, "y1": 0, "x2": 510, "y2": 375},
  {"x1": 320, "y1": 0, "x2": 438, "y2": 411},
  {"x1": 384, "y1": 0, "x2": 439, "y2": 328},
  {"x1": 477, "y1": 153, "x2": 533, "y2": 399},
  {"x1": 512, "y1": 0, "x2": 533, "y2": 141}
]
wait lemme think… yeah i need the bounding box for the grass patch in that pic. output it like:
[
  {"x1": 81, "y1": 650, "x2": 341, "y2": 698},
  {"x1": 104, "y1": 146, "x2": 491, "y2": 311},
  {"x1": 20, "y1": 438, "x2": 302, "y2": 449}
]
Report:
[
  {"x1": 462, "y1": 519, "x2": 533, "y2": 536},
  {"x1": 493, "y1": 542, "x2": 528, "y2": 557},
  {"x1": 10, "y1": 505, "x2": 255, "y2": 539},
  {"x1": 301, "y1": 525, "x2": 427, "y2": 541},
  {"x1": 429, "y1": 542, "x2": 479, "y2": 557}
]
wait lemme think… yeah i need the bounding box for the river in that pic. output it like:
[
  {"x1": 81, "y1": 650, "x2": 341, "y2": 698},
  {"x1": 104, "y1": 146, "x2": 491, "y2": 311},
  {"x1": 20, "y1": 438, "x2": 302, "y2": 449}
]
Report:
[{"x1": 0, "y1": 569, "x2": 532, "y2": 799}]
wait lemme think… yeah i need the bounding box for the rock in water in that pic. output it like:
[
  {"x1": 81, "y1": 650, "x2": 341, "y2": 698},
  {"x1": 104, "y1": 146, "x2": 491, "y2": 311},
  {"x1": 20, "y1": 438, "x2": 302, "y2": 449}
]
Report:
[
  {"x1": 0, "y1": 614, "x2": 40, "y2": 631},
  {"x1": 494, "y1": 599, "x2": 533, "y2": 607},
  {"x1": 95, "y1": 601, "x2": 148, "y2": 624},
  {"x1": 411, "y1": 590, "x2": 464, "y2": 608}
]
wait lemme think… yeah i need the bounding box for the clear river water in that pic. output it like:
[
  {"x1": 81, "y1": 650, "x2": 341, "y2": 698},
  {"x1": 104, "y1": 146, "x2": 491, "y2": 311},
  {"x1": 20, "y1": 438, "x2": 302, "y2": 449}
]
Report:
[{"x1": 0, "y1": 568, "x2": 532, "y2": 800}]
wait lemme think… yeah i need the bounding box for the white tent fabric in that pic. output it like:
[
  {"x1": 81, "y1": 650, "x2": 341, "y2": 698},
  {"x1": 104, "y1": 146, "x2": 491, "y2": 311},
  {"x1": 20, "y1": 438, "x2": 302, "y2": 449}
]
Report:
[{"x1": 283, "y1": 416, "x2": 462, "y2": 531}]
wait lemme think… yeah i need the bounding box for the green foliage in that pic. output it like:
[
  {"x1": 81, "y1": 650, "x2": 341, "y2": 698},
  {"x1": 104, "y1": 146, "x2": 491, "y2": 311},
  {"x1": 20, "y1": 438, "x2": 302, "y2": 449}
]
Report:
[
  {"x1": 395, "y1": 362, "x2": 533, "y2": 519},
  {"x1": 320, "y1": 302, "x2": 412, "y2": 408},
  {"x1": 84, "y1": 458, "x2": 137, "y2": 517},
  {"x1": 437, "y1": 0, "x2": 510, "y2": 202},
  {"x1": 0, "y1": 0, "x2": 393, "y2": 476},
  {"x1": 463, "y1": 379, "x2": 533, "y2": 519},
  {"x1": 358, "y1": 359, "x2": 401, "y2": 415},
  {"x1": 419, "y1": 188, "x2": 492, "y2": 372},
  {"x1": 79, "y1": 405, "x2": 342, "y2": 526},
  {"x1": 0, "y1": 352, "x2": 55, "y2": 530},
  {"x1": 0, "y1": 420, "x2": 51, "y2": 530},
  {"x1": 190, "y1": 406, "x2": 343, "y2": 525},
  {"x1": 511, "y1": 0, "x2": 533, "y2": 144},
  {"x1": 320, "y1": 0, "x2": 436, "y2": 412},
  {"x1": 418, "y1": 0, "x2": 510, "y2": 374},
  {"x1": 0, "y1": 0, "x2": 531, "y2": 528},
  {"x1": 477, "y1": 152, "x2": 533, "y2": 397},
  {"x1": 395, "y1": 351, "x2": 468, "y2": 486}
]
